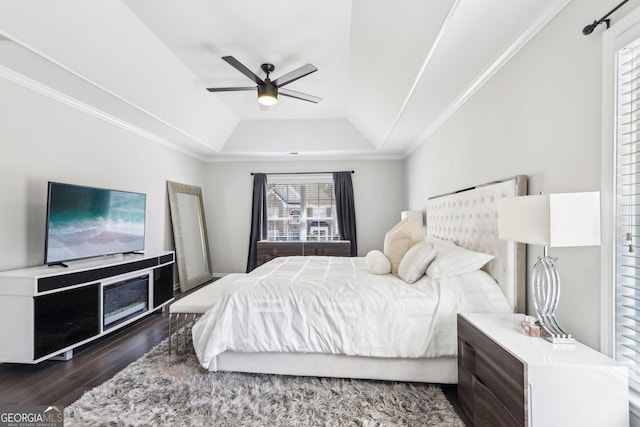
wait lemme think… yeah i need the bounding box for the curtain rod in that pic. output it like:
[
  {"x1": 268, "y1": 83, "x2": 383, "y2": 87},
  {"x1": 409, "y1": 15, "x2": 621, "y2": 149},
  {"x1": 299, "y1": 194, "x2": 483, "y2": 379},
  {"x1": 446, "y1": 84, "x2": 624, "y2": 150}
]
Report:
[
  {"x1": 582, "y1": 0, "x2": 629, "y2": 35},
  {"x1": 250, "y1": 171, "x2": 354, "y2": 176}
]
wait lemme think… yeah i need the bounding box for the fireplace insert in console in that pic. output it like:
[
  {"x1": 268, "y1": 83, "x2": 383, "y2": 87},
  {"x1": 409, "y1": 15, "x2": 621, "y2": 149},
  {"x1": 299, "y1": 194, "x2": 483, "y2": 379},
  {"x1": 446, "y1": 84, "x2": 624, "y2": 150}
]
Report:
[{"x1": 103, "y1": 275, "x2": 149, "y2": 330}]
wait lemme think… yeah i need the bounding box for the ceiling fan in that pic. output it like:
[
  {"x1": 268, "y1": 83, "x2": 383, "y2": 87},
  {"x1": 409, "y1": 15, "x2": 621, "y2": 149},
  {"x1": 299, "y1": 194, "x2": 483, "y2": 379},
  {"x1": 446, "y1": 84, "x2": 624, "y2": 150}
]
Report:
[{"x1": 206, "y1": 56, "x2": 321, "y2": 106}]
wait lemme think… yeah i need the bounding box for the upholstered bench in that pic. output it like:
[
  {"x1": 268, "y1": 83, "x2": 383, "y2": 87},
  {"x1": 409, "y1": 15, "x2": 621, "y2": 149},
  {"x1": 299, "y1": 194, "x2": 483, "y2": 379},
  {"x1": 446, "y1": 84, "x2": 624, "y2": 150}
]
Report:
[{"x1": 168, "y1": 273, "x2": 241, "y2": 354}]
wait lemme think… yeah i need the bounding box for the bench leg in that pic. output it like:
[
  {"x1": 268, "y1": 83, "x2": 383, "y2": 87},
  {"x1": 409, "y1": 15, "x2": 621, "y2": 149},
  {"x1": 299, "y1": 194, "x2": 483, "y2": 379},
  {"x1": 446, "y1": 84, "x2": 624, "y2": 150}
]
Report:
[
  {"x1": 168, "y1": 313, "x2": 174, "y2": 355},
  {"x1": 180, "y1": 314, "x2": 185, "y2": 353},
  {"x1": 183, "y1": 314, "x2": 196, "y2": 353},
  {"x1": 168, "y1": 313, "x2": 202, "y2": 356}
]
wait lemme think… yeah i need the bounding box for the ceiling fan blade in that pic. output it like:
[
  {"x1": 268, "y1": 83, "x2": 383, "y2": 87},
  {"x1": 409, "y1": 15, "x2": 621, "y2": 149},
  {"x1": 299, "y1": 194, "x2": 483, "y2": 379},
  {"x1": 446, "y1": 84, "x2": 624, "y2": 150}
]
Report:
[
  {"x1": 222, "y1": 56, "x2": 264, "y2": 85},
  {"x1": 279, "y1": 88, "x2": 322, "y2": 103},
  {"x1": 206, "y1": 87, "x2": 256, "y2": 92},
  {"x1": 272, "y1": 64, "x2": 317, "y2": 87}
]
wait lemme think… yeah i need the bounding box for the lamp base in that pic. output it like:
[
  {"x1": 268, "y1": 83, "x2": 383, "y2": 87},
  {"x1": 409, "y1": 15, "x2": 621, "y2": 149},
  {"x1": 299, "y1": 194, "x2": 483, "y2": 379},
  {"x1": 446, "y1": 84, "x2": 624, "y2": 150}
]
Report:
[
  {"x1": 542, "y1": 334, "x2": 575, "y2": 344},
  {"x1": 538, "y1": 316, "x2": 576, "y2": 344},
  {"x1": 533, "y1": 253, "x2": 575, "y2": 344}
]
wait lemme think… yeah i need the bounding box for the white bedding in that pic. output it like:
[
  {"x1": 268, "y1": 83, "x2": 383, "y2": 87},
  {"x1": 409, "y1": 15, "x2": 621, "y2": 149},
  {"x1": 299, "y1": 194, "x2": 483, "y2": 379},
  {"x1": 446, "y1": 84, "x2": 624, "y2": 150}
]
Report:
[{"x1": 192, "y1": 256, "x2": 511, "y2": 371}]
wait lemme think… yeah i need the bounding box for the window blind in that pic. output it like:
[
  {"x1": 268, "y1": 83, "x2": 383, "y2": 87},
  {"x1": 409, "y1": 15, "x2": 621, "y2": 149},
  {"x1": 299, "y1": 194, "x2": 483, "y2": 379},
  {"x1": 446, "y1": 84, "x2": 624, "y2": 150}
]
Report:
[
  {"x1": 265, "y1": 174, "x2": 339, "y2": 242},
  {"x1": 616, "y1": 39, "x2": 640, "y2": 393}
]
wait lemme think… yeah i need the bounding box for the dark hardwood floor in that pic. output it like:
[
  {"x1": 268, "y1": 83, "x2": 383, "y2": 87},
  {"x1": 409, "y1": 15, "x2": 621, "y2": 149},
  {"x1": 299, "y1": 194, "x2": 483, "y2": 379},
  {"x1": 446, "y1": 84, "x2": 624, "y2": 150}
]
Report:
[
  {"x1": 0, "y1": 309, "x2": 169, "y2": 406},
  {"x1": 0, "y1": 304, "x2": 470, "y2": 425},
  {"x1": 442, "y1": 384, "x2": 470, "y2": 425}
]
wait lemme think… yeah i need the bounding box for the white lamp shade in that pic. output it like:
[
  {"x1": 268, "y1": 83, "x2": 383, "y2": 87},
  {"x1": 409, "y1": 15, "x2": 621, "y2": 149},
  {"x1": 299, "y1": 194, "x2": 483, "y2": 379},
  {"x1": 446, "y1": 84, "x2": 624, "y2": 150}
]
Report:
[
  {"x1": 498, "y1": 192, "x2": 601, "y2": 247},
  {"x1": 401, "y1": 210, "x2": 424, "y2": 226}
]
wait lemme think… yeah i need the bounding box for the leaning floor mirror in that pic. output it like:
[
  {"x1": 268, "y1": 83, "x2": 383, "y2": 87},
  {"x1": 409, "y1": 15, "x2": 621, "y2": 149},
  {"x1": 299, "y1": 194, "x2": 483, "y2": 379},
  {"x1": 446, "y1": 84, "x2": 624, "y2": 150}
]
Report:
[{"x1": 167, "y1": 181, "x2": 214, "y2": 292}]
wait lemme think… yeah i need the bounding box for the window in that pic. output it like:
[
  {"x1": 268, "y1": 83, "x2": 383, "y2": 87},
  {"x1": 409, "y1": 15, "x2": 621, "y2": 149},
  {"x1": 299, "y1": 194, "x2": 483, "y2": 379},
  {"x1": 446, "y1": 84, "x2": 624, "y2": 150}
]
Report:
[
  {"x1": 265, "y1": 174, "x2": 339, "y2": 241},
  {"x1": 615, "y1": 36, "x2": 640, "y2": 397},
  {"x1": 615, "y1": 42, "x2": 640, "y2": 388},
  {"x1": 603, "y1": 9, "x2": 640, "y2": 417}
]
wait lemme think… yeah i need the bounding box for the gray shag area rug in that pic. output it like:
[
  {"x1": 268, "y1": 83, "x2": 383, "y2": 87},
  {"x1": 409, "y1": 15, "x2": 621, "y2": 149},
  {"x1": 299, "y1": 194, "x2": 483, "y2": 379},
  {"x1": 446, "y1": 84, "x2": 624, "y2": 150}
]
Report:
[{"x1": 65, "y1": 338, "x2": 464, "y2": 427}]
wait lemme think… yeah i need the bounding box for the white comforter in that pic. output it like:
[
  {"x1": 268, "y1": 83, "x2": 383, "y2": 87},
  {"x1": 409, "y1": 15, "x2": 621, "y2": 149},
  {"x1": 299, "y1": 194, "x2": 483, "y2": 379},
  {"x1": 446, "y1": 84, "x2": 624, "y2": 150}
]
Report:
[{"x1": 192, "y1": 256, "x2": 511, "y2": 371}]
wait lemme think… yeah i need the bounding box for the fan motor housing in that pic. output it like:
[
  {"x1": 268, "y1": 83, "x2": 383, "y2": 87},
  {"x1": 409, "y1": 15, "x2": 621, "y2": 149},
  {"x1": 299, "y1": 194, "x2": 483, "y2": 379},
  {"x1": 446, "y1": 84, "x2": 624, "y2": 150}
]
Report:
[{"x1": 258, "y1": 81, "x2": 278, "y2": 105}]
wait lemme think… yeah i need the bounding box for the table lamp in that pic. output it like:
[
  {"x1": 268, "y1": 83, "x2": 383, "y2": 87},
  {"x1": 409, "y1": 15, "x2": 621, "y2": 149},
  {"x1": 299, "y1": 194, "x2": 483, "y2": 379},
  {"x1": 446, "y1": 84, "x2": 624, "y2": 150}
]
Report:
[{"x1": 498, "y1": 192, "x2": 601, "y2": 343}]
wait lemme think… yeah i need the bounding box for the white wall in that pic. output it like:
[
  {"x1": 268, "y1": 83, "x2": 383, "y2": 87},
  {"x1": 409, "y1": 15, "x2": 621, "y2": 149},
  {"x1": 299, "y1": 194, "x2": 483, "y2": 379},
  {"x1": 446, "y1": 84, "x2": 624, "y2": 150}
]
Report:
[
  {"x1": 0, "y1": 77, "x2": 205, "y2": 272},
  {"x1": 406, "y1": 0, "x2": 620, "y2": 350},
  {"x1": 204, "y1": 159, "x2": 405, "y2": 274}
]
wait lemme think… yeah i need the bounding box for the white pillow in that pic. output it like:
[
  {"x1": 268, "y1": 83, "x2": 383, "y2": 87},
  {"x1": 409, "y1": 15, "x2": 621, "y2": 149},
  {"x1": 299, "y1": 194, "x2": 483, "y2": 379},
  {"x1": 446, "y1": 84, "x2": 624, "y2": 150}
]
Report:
[
  {"x1": 425, "y1": 236, "x2": 457, "y2": 252},
  {"x1": 426, "y1": 244, "x2": 494, "y2": 279},
  {"x1": 397, "y1": 241, "x2": 436, "y2": 284},
  {"x1": 383, "y1": 219, "x2": 425, "y2": 275},
  {"x1": 365, "y1": 250, "x2": 391, "y2": 275}
]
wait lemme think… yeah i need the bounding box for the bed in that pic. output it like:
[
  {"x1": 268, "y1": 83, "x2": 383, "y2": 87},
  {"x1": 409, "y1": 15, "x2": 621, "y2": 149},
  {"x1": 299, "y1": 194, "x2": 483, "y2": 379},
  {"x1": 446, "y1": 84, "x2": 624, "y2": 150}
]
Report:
[{"x1": 191, "y1": 176, "x2": 527, "y2": 383}]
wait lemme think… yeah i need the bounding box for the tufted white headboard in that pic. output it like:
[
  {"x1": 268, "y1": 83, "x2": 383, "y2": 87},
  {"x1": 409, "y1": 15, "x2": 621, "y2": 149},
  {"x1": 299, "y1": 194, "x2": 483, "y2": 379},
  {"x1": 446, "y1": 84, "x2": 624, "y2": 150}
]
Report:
[{"x1": 426, "y1": 176, "x2": 527, "y2": 312}]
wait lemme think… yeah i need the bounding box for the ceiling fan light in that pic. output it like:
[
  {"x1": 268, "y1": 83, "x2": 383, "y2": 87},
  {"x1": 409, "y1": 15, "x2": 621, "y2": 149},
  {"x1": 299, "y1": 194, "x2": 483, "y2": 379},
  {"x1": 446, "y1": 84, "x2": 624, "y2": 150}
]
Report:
[
  {"x1": 258, "y1": 83, "x2": 278, "y2": 106},
  {"x1": 258, "y1": 94, "x2": 277, "y2": 106}
]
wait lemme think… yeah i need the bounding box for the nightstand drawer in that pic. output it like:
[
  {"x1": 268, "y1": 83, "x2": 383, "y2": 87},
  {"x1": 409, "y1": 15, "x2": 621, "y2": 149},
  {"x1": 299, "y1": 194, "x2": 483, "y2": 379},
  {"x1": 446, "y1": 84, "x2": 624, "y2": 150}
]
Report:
[
  {"x1": 457, "y1": 339, "x2": 475, "y2": 419},
  {"x1": 458, "y1": 315, "x2": 525, "y2": 425},
  {"x1": 459, "y1": 339, "x2": 475, "y2": 371},
  {"x1": 475, "y1": 349, "x2": 524, "y2": 424},
  {"x1": 472, "y1": 375, "x2": 520, "y2": 427},
  {"x1": 459, "y1": 317, "x2": 524, "y2": 384}
]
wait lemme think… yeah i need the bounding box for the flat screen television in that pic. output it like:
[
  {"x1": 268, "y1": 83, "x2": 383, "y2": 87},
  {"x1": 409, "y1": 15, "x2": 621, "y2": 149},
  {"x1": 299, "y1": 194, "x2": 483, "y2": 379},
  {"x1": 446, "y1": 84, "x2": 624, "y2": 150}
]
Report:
[{"x1": 45, "y1": 182, "x2": 146, "y2": 265}]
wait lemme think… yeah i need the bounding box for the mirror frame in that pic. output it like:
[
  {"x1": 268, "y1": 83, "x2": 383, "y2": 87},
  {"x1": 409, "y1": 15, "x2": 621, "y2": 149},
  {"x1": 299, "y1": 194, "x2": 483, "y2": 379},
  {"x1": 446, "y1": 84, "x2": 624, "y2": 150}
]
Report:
[{"x1": 167, "y1": 181, "x2": 214, "y2": 292}]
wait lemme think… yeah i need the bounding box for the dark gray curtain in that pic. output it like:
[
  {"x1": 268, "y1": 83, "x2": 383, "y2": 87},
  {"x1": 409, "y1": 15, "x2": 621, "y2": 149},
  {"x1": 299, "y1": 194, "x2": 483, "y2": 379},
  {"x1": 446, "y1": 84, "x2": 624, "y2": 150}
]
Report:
[
  {"x1": 246, "y1": 173, "x2": 267, "y2": 272},
  {"x1": 333, "y1": 172, "x2": 357, "y2": 256}
]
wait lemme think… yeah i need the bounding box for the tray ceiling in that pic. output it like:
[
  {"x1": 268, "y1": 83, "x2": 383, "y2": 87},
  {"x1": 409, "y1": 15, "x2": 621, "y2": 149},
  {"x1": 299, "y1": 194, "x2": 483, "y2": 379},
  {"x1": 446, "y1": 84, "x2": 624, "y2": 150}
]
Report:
[{"x1": 0, "y1": 1, "x2": 570, "y2": 160}]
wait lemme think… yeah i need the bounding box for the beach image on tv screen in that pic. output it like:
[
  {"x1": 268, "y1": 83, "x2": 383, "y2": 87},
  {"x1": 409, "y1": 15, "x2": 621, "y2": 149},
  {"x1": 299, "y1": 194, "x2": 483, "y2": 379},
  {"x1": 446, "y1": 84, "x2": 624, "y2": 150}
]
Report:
[{"x1": 46, "y1": 184, "x2": 145, "y2": 263}]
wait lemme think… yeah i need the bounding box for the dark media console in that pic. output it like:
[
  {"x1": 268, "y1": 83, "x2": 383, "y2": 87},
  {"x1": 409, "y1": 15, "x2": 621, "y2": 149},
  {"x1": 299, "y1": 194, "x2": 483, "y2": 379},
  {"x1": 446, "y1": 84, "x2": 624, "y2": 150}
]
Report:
[{"x1": 0, "y1": 251, "x2": 174, "y2": 363}]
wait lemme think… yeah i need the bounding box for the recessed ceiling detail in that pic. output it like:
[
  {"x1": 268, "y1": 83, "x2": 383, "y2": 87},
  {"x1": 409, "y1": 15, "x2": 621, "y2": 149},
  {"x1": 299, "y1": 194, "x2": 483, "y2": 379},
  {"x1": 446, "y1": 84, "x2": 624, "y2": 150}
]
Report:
[{"x1": 0, "y1": 1, "x2": 571, "y2": 160}]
